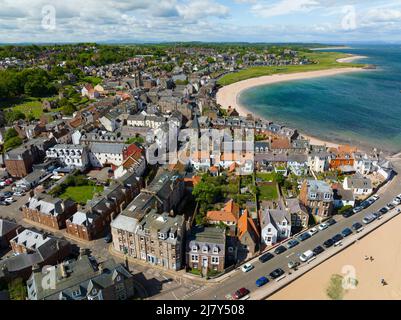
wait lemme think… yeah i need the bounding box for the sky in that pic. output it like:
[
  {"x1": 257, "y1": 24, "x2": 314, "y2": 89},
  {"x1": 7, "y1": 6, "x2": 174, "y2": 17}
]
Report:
[{"x1": 1, "y1": 0, "x2": 401, "y2": 43}]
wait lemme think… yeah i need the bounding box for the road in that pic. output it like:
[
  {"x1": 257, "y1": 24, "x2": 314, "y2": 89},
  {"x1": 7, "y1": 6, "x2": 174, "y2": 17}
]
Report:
[{"x1": 187, "y1": 159, "x2": 401, "y2": 300}]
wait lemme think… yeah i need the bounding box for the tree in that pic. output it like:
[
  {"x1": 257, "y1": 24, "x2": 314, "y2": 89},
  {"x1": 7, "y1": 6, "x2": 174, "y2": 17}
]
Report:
[
  {"x1": 4, "y1": 128, "x2": 18, "y2": 141},
  {"x1": 4, "y1": 136, "x2": 23, "y2": 151},
  {"x1": 61, "y1": 103, "x2": 76, "y2": 116},
  {"x1": 5, "y1": 110, "x2": 25, "y2": 124}
]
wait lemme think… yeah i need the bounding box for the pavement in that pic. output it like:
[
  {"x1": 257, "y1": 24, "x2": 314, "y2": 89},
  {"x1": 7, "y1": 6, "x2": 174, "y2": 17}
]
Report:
[{"x1": 186, "y1": 159, "x2": 401, "y2": 300}]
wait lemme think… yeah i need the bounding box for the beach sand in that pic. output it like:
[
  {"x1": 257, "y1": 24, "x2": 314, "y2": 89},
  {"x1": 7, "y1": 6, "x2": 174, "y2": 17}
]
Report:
[
  {"x1": 336, "y1": 55, "x2": 368, "y2": 63},
  {"x1": 216, "y1": 68, "x2": 364, "y2": 148},
  {"x1": 269, "y1": 213, "x2": 401, "y2": 300}
]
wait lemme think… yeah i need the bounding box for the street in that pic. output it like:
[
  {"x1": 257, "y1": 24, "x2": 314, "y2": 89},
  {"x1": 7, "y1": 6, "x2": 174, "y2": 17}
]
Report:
[{"x1": 186, "y1": 159, "x2": 401, "y2": 300}]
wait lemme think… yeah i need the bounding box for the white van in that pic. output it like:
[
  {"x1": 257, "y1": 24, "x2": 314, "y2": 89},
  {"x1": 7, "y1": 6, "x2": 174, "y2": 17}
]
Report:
[{"x1": 300, "y1": 250, "x2": 314, "y2": 262}]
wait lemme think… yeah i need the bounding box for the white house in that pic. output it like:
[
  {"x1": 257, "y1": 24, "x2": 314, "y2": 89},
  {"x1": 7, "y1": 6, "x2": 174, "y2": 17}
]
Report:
[
  {"x1": 89, "y1": 142, "x2": 126, "y2": 167},
  {"x1": 343, "y1": 173, "x2": 373, "y2": 196},
  {"x1": 260, "y1": 207, "x2": 291, "y2": 246},
  {"x1": 46, "y1": 144, "x2": 89, "y2": 169},
  {"x1": 307, "y1": 151, "x2": 330, "y2": 173},
  {"x1": 353, "y1": 152, "x2": 377, "y2": 175}
]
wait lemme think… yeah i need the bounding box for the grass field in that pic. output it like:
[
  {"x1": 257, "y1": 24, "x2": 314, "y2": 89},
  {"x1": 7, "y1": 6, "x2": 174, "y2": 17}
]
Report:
[
  {"x1": 1, "y1": 96, "x2": 59, "y2": 119},
  {"x1": 217, "y1": 52, "x2": 365, "y2": 86},
  {"x1": 256, "y1": 172, "x2": 276, "y2": 182},
  {"x1": 60, "y1": 185, "x2": 104, "y2": 205},
  {"x1": 258, "y1": 183, "x2": 279, "y2": 201}
]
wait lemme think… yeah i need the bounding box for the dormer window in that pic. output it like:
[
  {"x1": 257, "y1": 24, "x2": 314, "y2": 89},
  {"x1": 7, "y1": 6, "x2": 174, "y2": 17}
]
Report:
[
  {"x1": 212, "y1": 246, "x2": 219, "y2": 254},
  {"x1": 202, "y1": 245, "x2": 209, "y2": 253},
  {"x1": 169, "y1": 232, "x2": 175, "y2": 239},
  {"x1": 309, "y1": 193, "x2": 317, "y2": 199},
  {"x1": 192, "y1": 245, "x2": 198, "y2": 252},
  {"x1": 324, "y1": 193, "x2": 331, "y2": 200}
]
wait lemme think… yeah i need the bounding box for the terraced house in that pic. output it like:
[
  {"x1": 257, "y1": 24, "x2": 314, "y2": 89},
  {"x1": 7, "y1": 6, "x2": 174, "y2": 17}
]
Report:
[
  {"x1": 22, "y1": 194, "x2": 77, "y2": 230},
  {"x1": 299, "y1": 179, "x2": 334, "y2": 219}
]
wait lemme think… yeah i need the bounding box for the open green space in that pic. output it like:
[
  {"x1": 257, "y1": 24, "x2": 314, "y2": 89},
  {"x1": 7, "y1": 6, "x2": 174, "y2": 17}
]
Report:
[
  {"x1": 217, "y1": 52, "x2": 365, "y2": 86},
  {"x1": 60, "y1": 185, "x2": 104, "y2": 205}
]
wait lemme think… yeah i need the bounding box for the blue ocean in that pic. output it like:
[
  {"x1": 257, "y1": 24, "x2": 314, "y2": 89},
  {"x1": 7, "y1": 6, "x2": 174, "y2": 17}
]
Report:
[{"x1": 239, "y1": 45, "x2": 401, "y2": 154}]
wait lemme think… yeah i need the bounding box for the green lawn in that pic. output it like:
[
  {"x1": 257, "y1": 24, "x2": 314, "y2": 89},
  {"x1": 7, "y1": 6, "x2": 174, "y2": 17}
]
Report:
[
  {"x1": 60, "y1": 185, "x2": 104, "y2": 205},
  {"x1": 258, "y1": 183, "x2": 279, "y2": 201},
  {"x1": 2, "y1": 96, "x2": 59, "y2": 119},
  {"x1": 217, "y1": 52, "x2": 365, "y2": 86},
  {"x1": 256, "y1": 173, "x2": 276, "y2": 182}
]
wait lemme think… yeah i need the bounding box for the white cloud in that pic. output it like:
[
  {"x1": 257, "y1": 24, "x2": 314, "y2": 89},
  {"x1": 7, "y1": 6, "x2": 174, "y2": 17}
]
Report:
[{"x1": 251, "y1": 0, "x2": 321, "y2": 18}]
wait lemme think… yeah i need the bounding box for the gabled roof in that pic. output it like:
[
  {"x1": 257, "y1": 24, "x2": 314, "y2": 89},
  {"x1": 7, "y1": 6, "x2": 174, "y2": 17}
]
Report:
[
  {"x1": 237, "y1": 210, "x2": 260, "y2": 241},
  {"x1": 207, "y1": 199, "x2": 240, "y2": 223}
]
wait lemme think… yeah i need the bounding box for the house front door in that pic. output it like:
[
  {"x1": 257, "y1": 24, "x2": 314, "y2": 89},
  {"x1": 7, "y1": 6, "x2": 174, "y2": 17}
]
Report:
[{"x1": 202, "y1": 257, "x2": 208, "y2": 268}]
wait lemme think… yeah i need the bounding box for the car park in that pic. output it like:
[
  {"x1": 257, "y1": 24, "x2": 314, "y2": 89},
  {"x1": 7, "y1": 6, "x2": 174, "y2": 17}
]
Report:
[
  {"x1": 232, "y1": 288, "x2": 250, "y2": 300},
  {"x1": 286, "y1": 239, "x2": 299, "y2": 249},
  {"x1": 259, "y1": 252, "x2": 274, "y2": 263},
  {"x1": 241, "y1": 263, "x2": 254, "y2": 273},
  {"x1": 363, "y1": 213, "x2": 376, "y2": 224},
  {"x1": 300, "y1": 250, "x2": 315, "y2": 262},
  {"x1": 352, "y1": 222, "x2": 364, "y2": 232},
  {"x1": 297, "y1": 232, "x2": 311, "y2": 242},
  {"x1": 255, "y1": 277, "x2": 269, "y2": 287},
  {"x1": 269, "y1": 268, "x2": 285, "y2": 279},
  {"x1": 323, "y1": 238, "x2": 335, "y2": 248},
  {"x1": 318, "y1": 223, "x2": 328, "y2": 231},
  {"x1": 341, "y1": 228, "x2": 353, "y2": 237},
  {"x1": 313, "y1": 245, "x2": 325, "y2": 255},
  {"x1": 274, "y1": 245, "x2": 287, "y2": 255},
  {"x1": 308, "y1": 228, "x2": 318, "y2": 236},
  {"x1": 288, "y1": 261, "x2": 300, "y2": 269}
]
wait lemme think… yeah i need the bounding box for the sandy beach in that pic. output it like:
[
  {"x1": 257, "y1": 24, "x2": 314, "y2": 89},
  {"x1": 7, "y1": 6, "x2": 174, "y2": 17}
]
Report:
[
  {"x1": 269, "y1": 213, "x2": 401, "y2": 300},
  {"x1": 216, "y1": 68, "x2": 364, "y2": 148},
  {"x1": 336, "y1": 55, "x2": 368, "y2": 63}
]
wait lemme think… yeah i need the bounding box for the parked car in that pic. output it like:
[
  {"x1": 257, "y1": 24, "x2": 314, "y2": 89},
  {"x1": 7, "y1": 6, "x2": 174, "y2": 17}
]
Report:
[
  {"x1": 387, "y1": 203, "x2": 395, "y2": 210},
  {"x1": 379, "y1": 207, "x2": 389, "y2": 214},
  {"x1": 362, "y1": 213, "x2": 376, "y2": 224},
  {"x1": 372, "y1": 212, "x2": 382, "y2": 220},
  {"x1": 297, "y1": 232, "x2": 311, "y2": 242},
  {"x1": 318, "y1": 223, "x2": 328, "y2": 231},
  {"x1": 0, "y1": 191, "x2": 13, "y2": 198},
  {"x1": 104, "y1": 233, "x2": 112, "y2": 243},
  {"x1": 286, "y1": 239, "x2": 299, "y2": 249},
  {"x1": 313, "y1": 245, "x2": 325, "y2": 255},
  {"x1": 259, "y1": 252, "x2": 274, "y2": 263},
  {"x1": 274, "y1": 245, "x2": 287, "y2": 255},
  {"x1": 353, "y1": 206, "x2": 363, "y2": 214},
  {"x1": 269, "y1": 268, "x2": 285, "y2": 279},
  {"x1": 4, "y1": 197, "x2": 14, "y2": 204},
  {"x1": 326, "y1": 218, "x2": 337, "y2": 226},
  {"x1": 13, "y1": 191, "x2": 25, "y2": 197},
  {"x1": 342, "y1": 209, "x2": 354, "y2": 218},
  {"x1": 255, "y1": 277, "x2": 269, "y2": 287},
  {"x1": 0, "y1": 201, "x2": 10, "y2": 206},
  {"x1": 352, "y1": 222, "x2": 364, "y2": 232},
  {"x1": 392, "y1": 198, "x2": 401, "y2": 205},
  {"x1": 323, "y1": 238, "x2": 335, "y2": 248},
  {"x1": 288, "y1": 261, "x2": 300, "y2": 269},
  {"x1": 232, "y1": 288, "x2": 250, "y2": 300},
  {"x1": 332, "y1": 234, "x2": 343, "y2": 243},
  {"x1": 241, "y1": 263, "x2": 254, "y2": 273},
  {"x1": 308, "y1": 228, "x2": 318, "y2": 236},
  {"x1": 341, "y1": 228, "x2": 353, "y2": 237},
  {"x1": 372, "y1": 195, "x2": 380, "y2": 201},
  {"x1": 300, "y1": 250, "x2": 315, "y2": 262}
]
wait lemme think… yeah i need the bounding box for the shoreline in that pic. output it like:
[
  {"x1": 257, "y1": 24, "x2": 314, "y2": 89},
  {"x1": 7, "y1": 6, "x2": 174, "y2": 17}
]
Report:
[
  {"x1": 336, "y1": 55, "x2": 368, "y2": 63},
  {"x1": 216, "y1": 67, "x2": 366, "y2": 150},
  {"x1": 310, "y1": 46, "x2": 352, "y2": 51}
]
